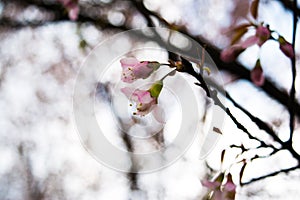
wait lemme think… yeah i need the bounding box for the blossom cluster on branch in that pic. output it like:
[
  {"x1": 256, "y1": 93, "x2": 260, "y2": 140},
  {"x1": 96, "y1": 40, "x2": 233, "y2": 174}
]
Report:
[{"x1": 220, "y1": 0, "x2": 294, "y2": 86}]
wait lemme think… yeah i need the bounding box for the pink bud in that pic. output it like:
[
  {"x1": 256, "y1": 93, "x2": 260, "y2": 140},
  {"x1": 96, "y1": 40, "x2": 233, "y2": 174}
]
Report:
[
  {"x1": 279, "y1": 36, "x2": 294, "y2": 58},
  {"x1": 241, "y1": 35, "x2": 259, "y2": 49},
  {"x1": 223, "y1": 173, "x2": 236, "y2": 200},
  {"x1": 68, "y1": 5, "x2": 79, "y2": 21},
  {"x1": 251, "y1": 60, "x2": 264, "y2": 86},
  {"x1": 58, "y1": 0, "x2": 79, "y2": 21},
  {"x1": 220, "y1": 45, "x2": 244, "y2": 63},
  {"x1": 255, "y1": 25, "x2": 271, "y2": 46}
]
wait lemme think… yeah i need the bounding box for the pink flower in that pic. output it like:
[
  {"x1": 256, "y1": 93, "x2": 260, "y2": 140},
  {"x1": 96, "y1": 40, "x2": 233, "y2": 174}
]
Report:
[
  {"x1": 121, "y1": 81, "x2": 163, "y2": 116},
  {"x1": 220, "y1": 45, "x2": 244, "y2": 63},
  {"x1": 121, "y1": 87, "x2": 157, "y2": 116},
  {"x1": 278, "y1": 36, "x2": 295, "y2": 58},
  {"x1": 58, "y1": 0, "x2": 79, "y2": 21},
  {"x1": 201, "y1": 173, "x2": 236, "y2": 200},
  {"x1": 68, "y1": 4, "x2": 79, "y2": 21},
  {"x1": 223, "y1": 173, "x2": 236, "y2": 200},
  {"x1": 201, "y1": 173, "x2": 224, "y2": 200},
  {"x1": 221, "y1": 25, "x2": 270, "y2": 63},
  {"x1": 251, "y1": 59, "x2": 264, "y2": 86},
  {"x1": 120, "y1": 57, "x2": 160, "y2": 83},
  {"x1": 241, "y1": 25, "x2": 271, "y2": 48}
]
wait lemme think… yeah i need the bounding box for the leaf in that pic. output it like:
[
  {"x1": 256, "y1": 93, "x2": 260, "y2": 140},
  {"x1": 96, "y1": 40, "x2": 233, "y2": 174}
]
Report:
[
  {"x1": 203, "y1": 67, "x2": 211, "y2": 76},
  {"x1": 149, "y1": 80, "x2": 163, "y2": 98},
  {"x1": 213, "y1": 127, "x2": 223, "y2": 135},
  {"x1": 231, "y1": 27, "x2": 248, "y2": 45},
  {"x1": 239, "y1": 161, "x2": 247, "y2": 185},
  {"x1": 232, "y1": 23, "x2": 252, "y2": 32},
  {"x1": 250, "y1": 0, "x2": 259, "y2": 19}
]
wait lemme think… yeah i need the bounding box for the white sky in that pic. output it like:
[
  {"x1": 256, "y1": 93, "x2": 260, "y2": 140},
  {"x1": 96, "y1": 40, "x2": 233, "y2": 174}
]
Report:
[{"x1": 0, "y1": 0, "x2": 299, "y2": 199}]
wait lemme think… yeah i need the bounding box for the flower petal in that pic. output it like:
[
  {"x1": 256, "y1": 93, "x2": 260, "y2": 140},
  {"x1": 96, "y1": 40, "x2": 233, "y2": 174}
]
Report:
[
  {"x1": 241, "y1": 35, "x2": 258, "y2": 48},
  {"x1": 201, "y1": 180, "x2": 221, "y2": 189},
  {"x1": 133, "y1": 61, "x2": 154, "y2": 79},
  {"x1": 220, "y1": 45, "x2": 244, "y2": 63},
  {"x1": 120, "y1": 57, "x2": 140, "y2": 68},
  {"x1": 251, "y1": 63, "x2": 264, "y2": 86},
  {"x1": 135, "y1": 90, "x2": 153, "y2": 104},
  {"x1": 256, "y1": 25, "x2": 271, "y2": 46},
  {"x1": 68, "y1": 5, "x2": 79, "y2": 21},
  {"x1": 120, "y1": 87, "x2": 135, "y2": 99},
  {"x1": 280, "y1": 41, "x2": 294, "y2": 58}
]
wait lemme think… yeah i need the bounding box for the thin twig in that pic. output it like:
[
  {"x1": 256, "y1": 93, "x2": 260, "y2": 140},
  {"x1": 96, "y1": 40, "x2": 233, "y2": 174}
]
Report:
[
  {"x1": 241, "y1": 165, "x2": 300, "y2": 186},
  {"x1": 288, "y1": 0, "x2": 298, "y2": 144},
  {"x1": 226, "y1": 93, "x2": 281, "y2": 144},
  {"x1": 182, "y1": 60, "x2": 269, "y2": 146}
]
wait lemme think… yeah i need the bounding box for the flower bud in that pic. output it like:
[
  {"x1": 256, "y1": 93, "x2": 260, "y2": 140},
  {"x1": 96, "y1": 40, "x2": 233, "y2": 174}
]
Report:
[
  {"x1": 251, "y1": 59, "x2": 264, "y2": 86},
  {"x1": 278, "y1": 36, "x2": 295, "y2": 58}
]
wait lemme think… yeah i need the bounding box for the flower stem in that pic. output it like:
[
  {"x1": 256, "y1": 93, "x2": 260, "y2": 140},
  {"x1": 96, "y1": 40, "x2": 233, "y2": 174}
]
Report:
[{"x1": 160, "y1": 69, "x2": 176, "y2": 81}]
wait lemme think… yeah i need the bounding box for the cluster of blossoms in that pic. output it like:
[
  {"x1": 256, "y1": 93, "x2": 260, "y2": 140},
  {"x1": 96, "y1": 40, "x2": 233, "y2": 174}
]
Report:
[
  {"x1": 220, "y1": 0, "x2": 295, "y2": 86},
  {"x1": 201, "y1": 173, "x2": 236, "y2": 200},
  {"x1": 58, "y1": 0, "x2": 79, "y2": 21},
  {"x1": 119, "y1": 57, "x2": 163, "y2": 117}
]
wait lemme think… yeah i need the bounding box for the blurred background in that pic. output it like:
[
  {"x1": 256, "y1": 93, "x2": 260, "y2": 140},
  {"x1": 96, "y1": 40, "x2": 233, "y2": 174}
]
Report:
[{"x1": 0, "y1": 0, "x2": 300, "y2": 199}]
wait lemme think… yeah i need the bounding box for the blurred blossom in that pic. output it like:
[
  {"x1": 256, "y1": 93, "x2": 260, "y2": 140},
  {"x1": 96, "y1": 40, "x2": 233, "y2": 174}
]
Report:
[
  {"x1": 278, "y1": 36, "x2": 295, "y2": 58},
  {"x1": 222, "y1": 173, "x2": 236, "y2": 200},
  {"x1": 58, "y1": 0, "x2": 79, "y2": 21},
  {"x1": 221, "y1": 25, "x2": 271, "y2": 63},
  {"x1": 220, "y1": 45, "x2": 244, "y2": 63},
  {"x1": 251, "y1": 59, "x2": 264, "y2": 86},
  {"x1": 241, "y1": 25, "x2": 271, "y2": 48},
  {"x1": 201, "y1": 173, "x2": 236, "y2": 200},
  {"x1": 201, "y1": 173, "x2": 224, "y2": 200}
]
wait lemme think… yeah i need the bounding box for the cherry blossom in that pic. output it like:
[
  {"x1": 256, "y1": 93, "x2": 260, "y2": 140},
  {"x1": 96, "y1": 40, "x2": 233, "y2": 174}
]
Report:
[
  {"x1": 241, "y1": 25, "x2": 271, "y2": 48},
  {"x1": 58, "y1": 0, "x2": 79, "y2": 21},
  {"x1": 201, "y1": 173, "x2": 224, "y2": 200},
  {"x1": 120, "y1": 57, "x2": 160, "y2": 83},
  {"x1": 250, "y1": 59, "x2": 264, "y2": 86},
  {"x1": 221, "y1": 25, "x2": 271, "y2": 63},
  {"x1": 201, "y1": 173, "x2": 236, "y2": 200},
  {"x1": 222, "y1": 173, "x2": 236, "y2": 200},
  {"x1": 278, "y1": 36, "x2": 295, "y2": 58},
  {"x1": 220, "y1": 45, "x2": 244, "y2": 63},
  {"x1": 121, "y1": 81, "x2": 162, "y2": 116}
]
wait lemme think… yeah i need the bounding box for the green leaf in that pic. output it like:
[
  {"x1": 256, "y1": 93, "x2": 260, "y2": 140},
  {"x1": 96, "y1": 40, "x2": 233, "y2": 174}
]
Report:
[
  {"x1": 79, "y1": 39, "x2": 87, "y2": 49},
  {"x1": 215, "y1": 172, "x2": 225, "y2": 183},
  {"x1": 149, "y1": 80, "x2": 163, "y2": 98},
  {"x1": 231, "y1": 27, "x2": 248, "y2": 45}
]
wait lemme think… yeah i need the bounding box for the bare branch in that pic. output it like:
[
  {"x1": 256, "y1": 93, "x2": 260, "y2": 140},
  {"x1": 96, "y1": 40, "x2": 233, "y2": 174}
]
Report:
[
  {"x1": 288, "y1": 0, "x2": 298, "y2": 144},
  {"x1": 241, "y1": 165, "x2": 300, "y2": 186}
]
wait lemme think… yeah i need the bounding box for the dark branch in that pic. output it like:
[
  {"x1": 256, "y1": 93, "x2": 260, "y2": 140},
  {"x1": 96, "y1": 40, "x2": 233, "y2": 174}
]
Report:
[
  {"x1": 277, "y1": 0, "x2": 300, "y2": 18},
  {"x1": 129, "y1": 0, "x2": 300, "y2": 120},
  {"x1": 288, "y1": 0, "x2": 298, "y2": 144},
  {"x1": 241, "y1": 165, "x2": 300, "y2": 186}
]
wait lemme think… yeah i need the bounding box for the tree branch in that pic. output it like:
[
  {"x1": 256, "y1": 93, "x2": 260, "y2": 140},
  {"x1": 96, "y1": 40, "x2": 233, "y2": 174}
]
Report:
[
  {"x1": 277, "y1": 0, "x2": 300, "y2": 18},
  {"x1": 241, "y1": 165, "x2": 300, "y2": 186},
  {"x1": 129, "y1": 0, "x2": 300, "y2": 120},
  {"x1": 288, "y1": 0, "x2": 298, "y2": 144}
]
